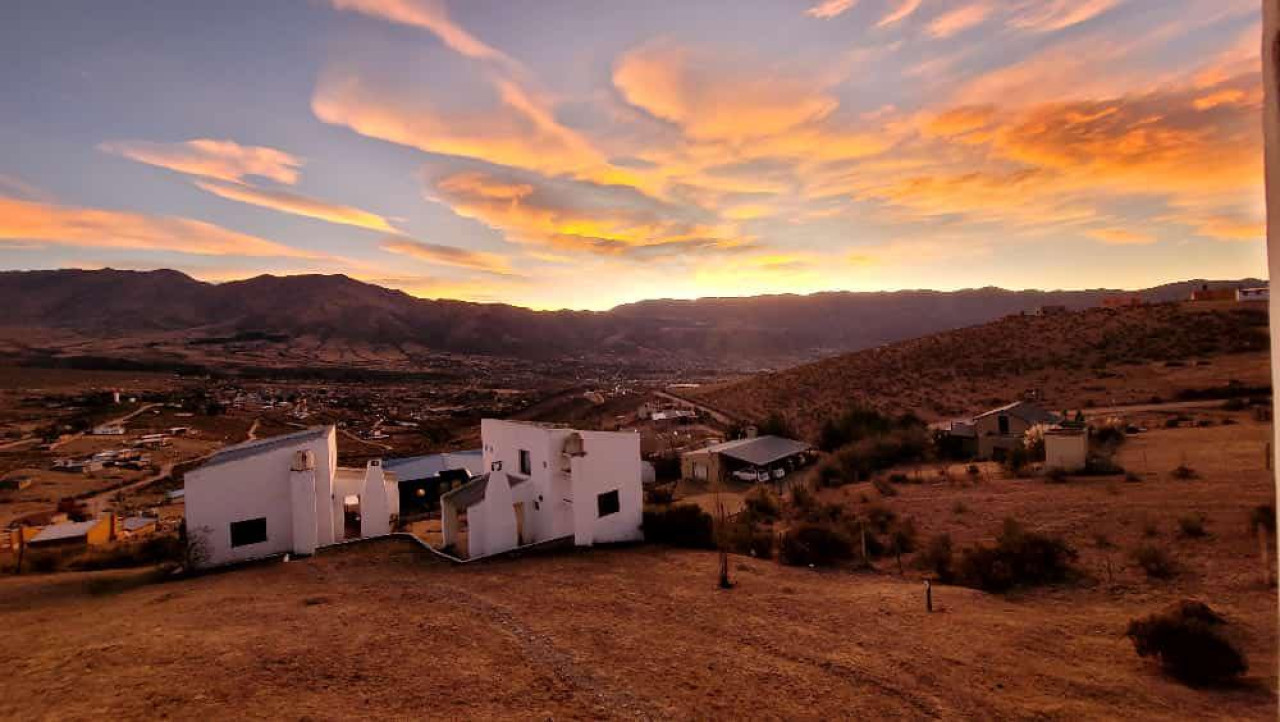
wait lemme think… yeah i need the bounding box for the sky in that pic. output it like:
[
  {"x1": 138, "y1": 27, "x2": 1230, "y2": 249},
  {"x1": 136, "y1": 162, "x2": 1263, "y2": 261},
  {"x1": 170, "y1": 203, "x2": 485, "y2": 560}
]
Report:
[{"x1": 0, "y1": 0, "x2": 1268, "y2": 310}]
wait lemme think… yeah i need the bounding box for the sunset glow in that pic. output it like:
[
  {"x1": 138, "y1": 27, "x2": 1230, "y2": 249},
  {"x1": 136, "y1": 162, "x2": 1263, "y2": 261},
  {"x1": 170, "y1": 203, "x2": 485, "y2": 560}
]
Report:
[{"x1": 0, "y1": 0, "x2": 1266, "y2": 309}]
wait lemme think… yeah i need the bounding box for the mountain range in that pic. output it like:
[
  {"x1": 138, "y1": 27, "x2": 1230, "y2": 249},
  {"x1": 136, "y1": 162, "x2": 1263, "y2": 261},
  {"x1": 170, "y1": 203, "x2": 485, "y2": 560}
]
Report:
[{"x1": 0, "y1": 269, "x2": 1264, "y2": 370}]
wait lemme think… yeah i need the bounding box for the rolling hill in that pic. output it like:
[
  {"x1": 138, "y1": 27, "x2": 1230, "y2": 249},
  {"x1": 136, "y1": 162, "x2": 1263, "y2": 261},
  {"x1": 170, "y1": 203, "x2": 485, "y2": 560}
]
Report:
[
  {"x1": 695, "y1": 302, "x2": 1272, "y2": 439},
  {"x1": 0, "y1": 269, "x2": 1264, "y2": 371}
]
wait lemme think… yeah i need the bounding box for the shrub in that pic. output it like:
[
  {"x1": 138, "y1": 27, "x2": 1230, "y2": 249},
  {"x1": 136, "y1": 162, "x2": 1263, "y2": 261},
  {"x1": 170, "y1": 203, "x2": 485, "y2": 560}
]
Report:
[
  {"x1": 863, "y1": 503, "x2": 898, "y2": 534},
  {"x1": 789, "y1": 484, "x2": 816, "y2": 512},
  {"x1": 1045, "y1": 467, "x2": 1069, "y2": 483},
  {"x1": 886, "y1": 517, "x2": 918, "y2": 571},
  {"x1": 1132, "y1": 544, "x2": 1177, "y2": 579},
  {"x1": 966, "y1": 464, "x2": 981, "y2": 478},
  {"x1": 645, "y1": 486, "x2": 674, "y2": 505},
  {"x1": 1126, "y1": 601, "x2": 1247, "y2": 685},
  {"x1": 1171, "y1": 464, "x2": 1198, "y2": 480},
  {"x1": 1124, "y1": 471, "x2": 1143, "y2": 483},
  {"x1": 888, "y1": 472, "x2": 910, "y2": 484},
  {"x1": 643, "y1": 504, "x2": 715, "y2": 549},
  {"x1": 66, "y1": 535, "x2": 185, "y2": 571},
  {"x1": 1004, "y1": 446, "x2": 1031, "y2": 477},
  {"x1": 917, "y1": 533, "x2": 955, "y2": 582},
  {"x1": 1177, "y1": 514, "x2": 1207, "y2": 539},
  {"x1": 1221, "y1": 398, "x2": 1247, "y2": 411},
  {"x1": 954, "y1": 519, "x2": 1076, "y2": 592},
  {"x1": 779, "y1": 522, "x2": 854, "y2": 567},
  {"x1": 742, "y1": 486, "x2": 780, "y2": 522},
  {"x1": 1092, "y1": 419, "x2": 1127, "y2": 447},
  {"x1": 952, "y1": 500, "x2": 968, "y2": 515},
  {"x1": 720, "y1": 516, "x2": 775, "y2": 559}
]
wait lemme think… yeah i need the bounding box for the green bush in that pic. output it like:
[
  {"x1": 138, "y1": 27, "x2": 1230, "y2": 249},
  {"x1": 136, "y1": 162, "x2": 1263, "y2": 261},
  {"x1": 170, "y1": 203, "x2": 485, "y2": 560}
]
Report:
[
  {"x1": 954, "y1": 519, "x2": 1076, "y2": 592},
  {"x1": 1126, "y1": 601, "x2": 1247, "y2": 685},
  {"x1": 779, "y1": 522, "x2": 854, "y2": 567},
  {"x1": 643, "y1": 504, "x2": 715, "y2": 549}
]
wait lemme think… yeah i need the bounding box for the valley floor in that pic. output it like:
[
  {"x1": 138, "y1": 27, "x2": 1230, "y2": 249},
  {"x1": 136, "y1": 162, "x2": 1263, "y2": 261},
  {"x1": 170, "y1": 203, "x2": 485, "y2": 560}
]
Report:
[{"x1": 0, "y1": 537, "x2": 1274, "y2": 720}]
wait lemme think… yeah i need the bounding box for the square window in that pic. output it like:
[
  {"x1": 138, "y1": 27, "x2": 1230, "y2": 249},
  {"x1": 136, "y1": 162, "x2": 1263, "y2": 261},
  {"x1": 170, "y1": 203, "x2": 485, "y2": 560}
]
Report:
[
  {"x1": 519, "y1": 449, "x2": 532, "y2": 475},
  {"x1": 229, "y1": 517, "x2": 267, "y2": 547},
  {"x1": 597, "y1": 489, "x2": 620, "y2": 517}
]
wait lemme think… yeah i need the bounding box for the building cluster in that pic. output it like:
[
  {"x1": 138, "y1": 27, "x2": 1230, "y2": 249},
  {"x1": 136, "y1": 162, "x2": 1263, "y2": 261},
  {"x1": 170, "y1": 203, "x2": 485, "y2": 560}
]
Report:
[
  {"x1": 180, "y1": 420, "x2": 644, "y2": 568},
  {"x1": 931, "y1": 401, "x2": 1088, "y2": 471}
]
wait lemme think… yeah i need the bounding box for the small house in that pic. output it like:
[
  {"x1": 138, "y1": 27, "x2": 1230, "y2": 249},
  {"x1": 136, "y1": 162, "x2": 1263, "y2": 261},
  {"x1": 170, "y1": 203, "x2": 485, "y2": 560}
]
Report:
[
  {"x1": 1237, "y1": 286, "x2": 1269, "y2": 303},
  {"x1": 27, "y1": 516, "x2": 114, "y2": 549},
  {"x1": 183, "y1": 426, "x2": 399, "y2": 568},
  {"x1": 440, "y1": 420, "x2": 643, "y2": 559},
  {"x1": 680, "y1": 435, "x2": 812, "y2": 485},
  {"x1": 1190, "y1": 284, "x2": 1236, "y2": 302},
  {"x1": 936, "y1": 402, "x2": 1060, "y2": 460},
  {"x1": 119, "y1": 516, "x2": 159, "y2": 538}
]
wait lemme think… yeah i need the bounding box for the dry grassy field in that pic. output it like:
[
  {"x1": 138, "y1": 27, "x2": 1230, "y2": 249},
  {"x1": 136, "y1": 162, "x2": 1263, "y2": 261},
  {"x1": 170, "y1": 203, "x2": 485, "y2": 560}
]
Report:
[{"x1": 1, "y1": 410, "x2": 1276, "y2": 721}]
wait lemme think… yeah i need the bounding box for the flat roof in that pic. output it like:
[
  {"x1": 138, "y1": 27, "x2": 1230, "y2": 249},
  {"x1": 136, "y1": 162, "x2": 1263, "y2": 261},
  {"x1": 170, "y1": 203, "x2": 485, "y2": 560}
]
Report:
[
  {"x1": 383, "y1": 450, "x2": 482, "y2": 481},
  {"x1": 694, "y1": 435, "x2": 811, "y2": 467},
  {"x1": 31, "y1": 519, "x2": 101, "y2": 543},
  {"x1": 197, "y1": 426, "x2": 332, "y2": 470}
]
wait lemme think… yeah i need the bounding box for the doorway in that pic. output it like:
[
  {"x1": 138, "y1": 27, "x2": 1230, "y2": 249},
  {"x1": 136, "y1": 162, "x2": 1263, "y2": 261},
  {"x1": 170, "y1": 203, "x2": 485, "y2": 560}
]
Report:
[{"x1": 343, "y1": 494, "x2": 361, "y2": 539}]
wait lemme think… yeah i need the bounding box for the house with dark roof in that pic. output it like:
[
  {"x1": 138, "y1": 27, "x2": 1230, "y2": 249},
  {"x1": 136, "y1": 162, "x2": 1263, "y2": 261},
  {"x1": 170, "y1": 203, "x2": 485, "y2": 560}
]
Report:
[
  {"x1": 183, "y1": 426, "x2": 399, "y2": 568},
  {"x1": 680, "y1": 434, "x2": 812, "y2": 485},
  {"x1": 933, "y1": 401, "x2": 1060, "y2": 460}
]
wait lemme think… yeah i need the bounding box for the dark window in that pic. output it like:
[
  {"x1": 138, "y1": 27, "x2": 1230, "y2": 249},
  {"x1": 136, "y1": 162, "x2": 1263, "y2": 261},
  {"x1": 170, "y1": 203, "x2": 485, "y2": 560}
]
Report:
[
  {"x1": 229, "y1": 517, "x2": 267, "y2": 547},
  {"x1": 597, "y1": 489, "x2": 620, "y2": 517},
  {"x1": 997, "y1": 415, "x2": 1010, "y2": 435},
  {"x1": 519, "y1": 449, "x2": 532, "y2": 475}
]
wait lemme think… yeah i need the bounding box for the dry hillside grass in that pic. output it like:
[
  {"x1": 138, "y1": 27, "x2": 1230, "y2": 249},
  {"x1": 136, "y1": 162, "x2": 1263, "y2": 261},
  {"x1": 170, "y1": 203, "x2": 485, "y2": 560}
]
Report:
[{"x1": 698, "y1": 303, "x2": 1270, "y2": 439}]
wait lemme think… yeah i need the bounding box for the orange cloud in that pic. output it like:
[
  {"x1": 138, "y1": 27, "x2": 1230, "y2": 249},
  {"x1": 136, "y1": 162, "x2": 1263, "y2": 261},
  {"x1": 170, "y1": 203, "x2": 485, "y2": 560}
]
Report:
[
  {"x1": 99, "y1": 139, "x2": 302, "y2": 185},
  {"x1": 312, "y1": 70, "x2": 642, "y2": 193},
  {"x1": 329, "y1": 0, "x2": 517, "y2": 69},
  {"x1": 928, "y1": 3, "x2": 991, "y2": 38},
  {"x1": 0, "y1": 197, "x2": 315, "y2": 257},
  {"x1": 426, "y1": 168, "x2": 749, "y2": 256},
  {"x1": 193, "y1": 180, "x2": 398, "y2": 233},
  {"x1": 1007, "y1": 0, "x2": 1120, "y2": 33},
  {"x1": 878, "y1": 0, "x2": 922, "y2": 28},
  {"x1": 1087, "y1": 228, "x2": 1156, "y2": 245},
  {"x1": 380, "y1": 237, "x2": 516, "y2": 274},
  {"x1": 613, "y1": 40, "x2": 838, "y2": 142},
  {"x1": 806, "y1": 0, "x2": 858, "y2": 19}
]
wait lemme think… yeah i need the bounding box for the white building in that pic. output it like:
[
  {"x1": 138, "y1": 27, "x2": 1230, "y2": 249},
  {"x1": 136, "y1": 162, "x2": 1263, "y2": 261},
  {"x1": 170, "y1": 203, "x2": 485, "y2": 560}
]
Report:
[
  {"x1": 441, "y1": 420, "x2": 643, "y2": 559},
  {"x1": 91, "y1": 424, "x2": 125, "y2": 436},
  {"x1": 1237, "y1": 286, "x2": 1270, "y2": 302},
  {"x1": 1044, "y1": 427, "x2": 1088, "y2": 472},
  {"x1": 183, "y1": 426, "x2": 399, "y2": 568}
]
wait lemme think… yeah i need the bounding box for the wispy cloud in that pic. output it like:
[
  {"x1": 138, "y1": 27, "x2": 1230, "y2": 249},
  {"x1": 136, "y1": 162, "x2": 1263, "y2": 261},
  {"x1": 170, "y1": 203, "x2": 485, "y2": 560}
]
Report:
[
  {"x1": 0, "y1": 197, "x2": 316, "y2": 257},
  {"x1": 329, "y1": 0, "x2": 520, "y2": 71},
  {"x1": 380, "y1": 236, "x2": 517, "y2": 275},
  {"x1": 928, "y1": 3, "x2": 991, "y2": 38},
  {"x1": 878, "y1": 0, "x2": 923, "y2": 28},
  {"x1": 194, "y1": 179, "x2": 398, "y2": 233},
  {"x1": 806, "y1": 0, "x2": 858, "y2": 19},
  {"x1": 99, "y1": 139, "x2": 302, "y2": 185},
  {"x1": 1007, "y1": 0, "x2": 1121, "y2": 33}
]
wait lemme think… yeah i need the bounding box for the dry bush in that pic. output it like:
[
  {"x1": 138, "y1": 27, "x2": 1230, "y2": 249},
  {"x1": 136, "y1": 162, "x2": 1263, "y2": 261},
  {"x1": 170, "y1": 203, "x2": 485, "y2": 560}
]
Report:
[
  {"x1": 1177, "y1": 514, "x2": 1208, "y2": 539},
  {"x1": 1172, "y1": 464, "x2": 1198, "y2": 480},
  {"x1": 954, "y1": 519, "x2": 1077, "y2": 592},
  {"x1": 1132, "y1": 544, "x2": 1177, "y2": 579},
  {"x1": 643, "y1": 504, "x2": 715, "y2": 549},
  {"x1": 917, "y1": 533, "x2": 955, "y2": 582},
  {"x1": 779, "y1": 522, "x2": 854, "y2": 567},
  {"x1": 742, "y1": 486, "x2": 780, "y2": 522},
  {"x1": 1126, "y1": 601, "x2": 1247, "y2": 685}
]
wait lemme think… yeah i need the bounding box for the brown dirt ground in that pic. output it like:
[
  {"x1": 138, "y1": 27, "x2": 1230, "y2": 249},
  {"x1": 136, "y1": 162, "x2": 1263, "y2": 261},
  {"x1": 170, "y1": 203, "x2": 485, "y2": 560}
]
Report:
[{"x1": 0, "y1": 541, "x2": 1274, "y2": 719}]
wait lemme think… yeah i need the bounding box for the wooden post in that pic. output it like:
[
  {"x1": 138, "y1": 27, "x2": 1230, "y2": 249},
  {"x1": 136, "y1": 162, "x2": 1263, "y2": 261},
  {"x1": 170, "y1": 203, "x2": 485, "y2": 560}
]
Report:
[
  {"x1": 925, "y1": 580, "x2": 933, "y2": 613},
  {"x1": 860, "y1": 523, "x2": 868, "y2": 566}
]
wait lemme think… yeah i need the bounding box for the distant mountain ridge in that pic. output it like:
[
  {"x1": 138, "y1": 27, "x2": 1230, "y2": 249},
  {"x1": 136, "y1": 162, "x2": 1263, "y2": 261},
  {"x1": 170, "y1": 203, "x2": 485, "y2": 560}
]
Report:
[{"x1": 0, "y1": 269, "x2": 1264, "y2": 367}]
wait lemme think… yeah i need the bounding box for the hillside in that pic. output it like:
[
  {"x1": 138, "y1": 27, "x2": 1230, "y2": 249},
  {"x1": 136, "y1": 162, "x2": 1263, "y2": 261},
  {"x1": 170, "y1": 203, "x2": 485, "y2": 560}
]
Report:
[
  {"x1": 1, "y1": 537, "x2": 1273, "y2": 720},
  {"x1": 697, "y1": 303, "x2": 1272, "y2": 439},
  {"x1": 0, "y1": 269, "x2": 1263, "y2": 371}
]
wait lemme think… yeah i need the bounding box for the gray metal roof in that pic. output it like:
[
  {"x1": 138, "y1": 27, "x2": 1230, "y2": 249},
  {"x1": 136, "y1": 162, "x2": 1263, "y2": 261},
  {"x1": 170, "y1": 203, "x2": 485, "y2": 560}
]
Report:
[
  {"x1": 695, "y1": 435, "x2": 810, "y2": 467},
  {"x1": 971, "y1": 402, "x2": 1059, "y2": 426},
  {"x1": 441, "y1": 473, "x2": 490, "y2": 509},
  {"x1": 30, "y1": 518, "x2": 102, "y2": 543},
  {"x1": 383, "y1": 450, "x2": 482, "y2": 481},
  {"x1": 122, "y1": 516, "x2": 158, "y2": 532},
  {"x1": 197, "y1": 426, "x2": 332, "y2": 470}
]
